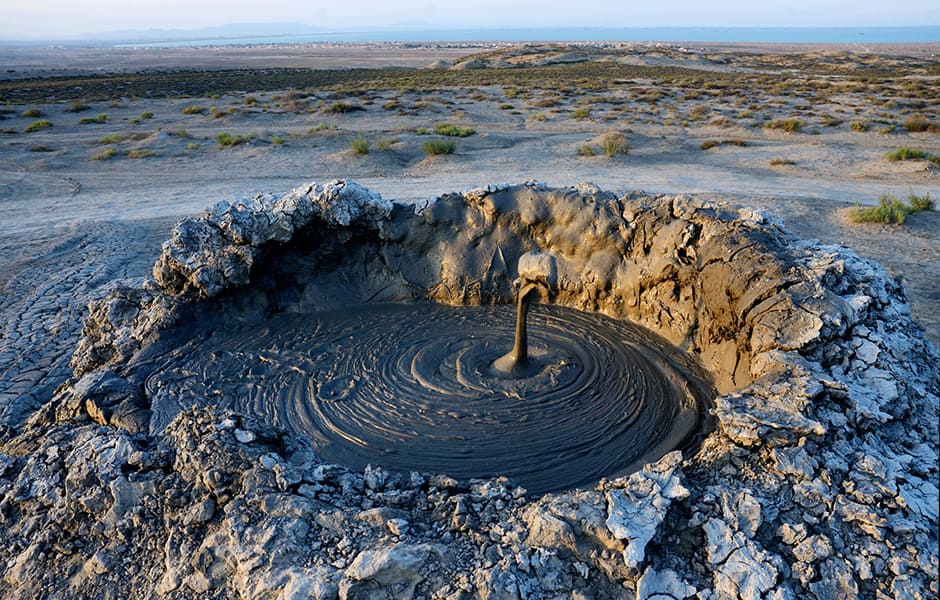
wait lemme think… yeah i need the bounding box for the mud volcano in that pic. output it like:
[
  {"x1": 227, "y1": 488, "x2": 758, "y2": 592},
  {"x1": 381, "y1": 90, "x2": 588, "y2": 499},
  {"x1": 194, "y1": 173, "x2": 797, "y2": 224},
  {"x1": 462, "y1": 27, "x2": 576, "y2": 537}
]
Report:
[
  {"x1": 121, "y1": 184, "x2": 713, "y2": 494},
  {"x1": 47, "y1": 179, "x2": 936, "y2": 599}
]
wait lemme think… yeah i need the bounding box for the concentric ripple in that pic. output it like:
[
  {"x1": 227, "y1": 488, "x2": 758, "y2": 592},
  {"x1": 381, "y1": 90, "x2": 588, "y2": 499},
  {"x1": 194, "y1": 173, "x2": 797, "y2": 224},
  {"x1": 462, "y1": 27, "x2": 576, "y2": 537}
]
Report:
[{"x1": 144, "y1": 302, "x2": 710, "y2": 494}]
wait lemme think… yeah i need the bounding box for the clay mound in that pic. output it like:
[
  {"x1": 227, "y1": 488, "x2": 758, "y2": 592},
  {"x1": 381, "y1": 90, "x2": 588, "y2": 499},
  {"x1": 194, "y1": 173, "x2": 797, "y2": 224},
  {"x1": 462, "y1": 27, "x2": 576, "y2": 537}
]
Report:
[{"x1": 2, "y1": 180, "x2": 937, "y2": 599}]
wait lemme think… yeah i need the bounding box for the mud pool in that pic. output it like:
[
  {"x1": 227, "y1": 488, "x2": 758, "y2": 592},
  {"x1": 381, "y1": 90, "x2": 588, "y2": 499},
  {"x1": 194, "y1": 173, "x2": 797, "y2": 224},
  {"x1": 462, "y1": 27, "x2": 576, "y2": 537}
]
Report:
[{"x1": 141, "y1": 301, "x2": 709, "y2": 494}]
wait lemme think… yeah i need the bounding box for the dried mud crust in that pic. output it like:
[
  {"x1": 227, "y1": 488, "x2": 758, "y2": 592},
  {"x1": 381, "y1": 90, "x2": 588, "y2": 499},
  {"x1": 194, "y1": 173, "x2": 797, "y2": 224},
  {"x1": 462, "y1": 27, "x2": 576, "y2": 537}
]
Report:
[{"x1": 1, "y1": 180, "x2": 937, "y2": 599}]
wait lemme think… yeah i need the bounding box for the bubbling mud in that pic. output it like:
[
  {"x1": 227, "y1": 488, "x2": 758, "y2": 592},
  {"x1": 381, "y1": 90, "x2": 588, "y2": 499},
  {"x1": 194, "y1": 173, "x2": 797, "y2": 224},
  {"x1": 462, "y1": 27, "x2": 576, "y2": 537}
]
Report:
[{"x1": 144, "y1": 302, "x2": 709, "y2": 494}]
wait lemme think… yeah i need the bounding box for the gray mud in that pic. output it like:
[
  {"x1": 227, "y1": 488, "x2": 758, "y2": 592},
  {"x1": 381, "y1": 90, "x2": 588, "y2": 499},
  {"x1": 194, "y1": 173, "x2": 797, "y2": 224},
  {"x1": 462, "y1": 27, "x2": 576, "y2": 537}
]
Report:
[
  {"x1": 0, "y1": 180, "x2": 936, "y2": 599},
  {"x1": 139, "y1": 302, "x2": 710, "y2": 495}
]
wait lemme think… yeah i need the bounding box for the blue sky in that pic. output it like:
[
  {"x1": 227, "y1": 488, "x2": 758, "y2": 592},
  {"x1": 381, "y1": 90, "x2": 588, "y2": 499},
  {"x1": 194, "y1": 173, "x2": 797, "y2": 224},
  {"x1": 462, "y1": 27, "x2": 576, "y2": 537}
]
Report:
[{"x1": 3, "y1": 0, "x2": 939, "y2": 39}]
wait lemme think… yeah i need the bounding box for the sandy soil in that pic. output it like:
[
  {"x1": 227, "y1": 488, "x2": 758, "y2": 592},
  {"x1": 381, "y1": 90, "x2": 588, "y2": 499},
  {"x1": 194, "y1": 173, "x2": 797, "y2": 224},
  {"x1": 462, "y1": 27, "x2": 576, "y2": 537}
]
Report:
[{"x1": 0, "y1": 43, "x2": 937, "y2": 391}]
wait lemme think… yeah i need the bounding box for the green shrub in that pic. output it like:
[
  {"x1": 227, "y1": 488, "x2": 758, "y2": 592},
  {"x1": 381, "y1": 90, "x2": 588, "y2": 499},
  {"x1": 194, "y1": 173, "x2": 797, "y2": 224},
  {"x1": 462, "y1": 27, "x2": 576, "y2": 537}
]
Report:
[
  {"x1": 572, "y1": 107, "x2": 591, "y2": 120},
  {"x1": 216, "y1": 132, "x2": 252, "y2": 146},
  {"x1": 850, "y1": 120, "x2": 868, "y2": 132},
  {"x1": 24, "y1": 119, "x2": 53, "y2": 132},
  {"x1": 21, "y1": 108, "x2": 43, "y2": 118},
  {"x1": 78, "y1": 113, "x2": 108, "y2": 124},
  {"x1": 578, "y1": 144, "x2": 596, "y2": 157},
  {"x1": 433, "y1": 123, "x2": 475, "y2": 137},
  {"x1": 689, "y1": 105, "x2": 708, "y2": 121},
  {"x1": 848, "y1": 195, "x2": 910, "y2": 224},
  {"x1": 374, "y1": 138, "x2": 393, "y2": 151},
  {"x1": 140, "y1": 111, "x2": 154, "y2": 120},
  {"x1": 329, "y1": 102, "x2": 361, "y2": 113},
  {"x1": 92, "y1": 147, "x2": 117, "y2": 160},
  {"x1": 847, "y1": 193, "x2": 934, "y2": 224},
  {"x1": 886, "y1": 147, "x2": 931, "y2": 161},
  {"x1": 99, "y1": 133, "x2": 126, "y2": 144},
  {"x1": 423, "y1": 138, "x2": 455, "y2": 155},
  {"x1": 349, "y1": 134, "x2": 369, "y2": 155},
  {"x1": 701, "y1": 139, "x2": 747, "y2": 150},
  {"x1": 182, "y1": 105, "x2": 206, "y2": 115},
  {"x1": 908, "y1": 191, "x2": 934, "y2": 212},
  {"x1": 600, "y1": 133, "x2": 628, "y2": 157},
  {"x1": 127, "y1": 149, "x2": 156, "y2": 158},
  {"x1": 765, "y1": 118, "x2": 803, "y2": 132},
  {"x1": 271, "y1": 135, "x2": 285, "y2": 146},
  {"x1": 416, "y1": 127, "x2": 429, "y2": 135}
]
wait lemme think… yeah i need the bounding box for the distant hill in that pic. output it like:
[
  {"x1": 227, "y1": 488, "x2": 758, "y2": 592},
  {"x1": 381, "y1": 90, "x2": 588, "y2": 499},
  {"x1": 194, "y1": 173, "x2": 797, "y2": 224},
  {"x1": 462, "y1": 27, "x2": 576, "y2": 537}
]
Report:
[{"x1": 81, "y1": 22, "x2": 333, "y2": 43}]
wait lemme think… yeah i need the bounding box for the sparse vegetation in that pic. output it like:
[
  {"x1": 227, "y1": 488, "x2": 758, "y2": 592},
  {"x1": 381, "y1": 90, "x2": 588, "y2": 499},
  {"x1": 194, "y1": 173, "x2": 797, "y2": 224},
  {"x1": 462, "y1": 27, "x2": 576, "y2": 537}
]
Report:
[
  {"x1": 433, "y1": 123, "x2": 475, "y2": 137},
  {"x1": 765, "y1": 118, "x2": 804, "y2": 133},
  {"x1": 329, "y1": 102, "x2": 361, "y2": 114},
  {"x1": 847, "y1": 192, "x2": 933, "y2": 224},
  {"x1": 127, "y1": 149, "x2": 156, "y2": 159},
  {"x1": 770, "y1": 158, "x2": 796, "y2": 166},
  {"x1": 374, "y1": 138, "x2": 393, "y2": 151},
  {"x1": 349, "y1": 134, "x2": 369, "y2": 155},
  {"x1": 886, "y1": 147, "x2": 935, "y2": 162},
  {"x1": 140, "y1": 111, "x2": 154, "y2": 120},
  {"x1": 600, "y1": 132, "x2": 628, "y2": 157},
  {"x1": 271, "y1": 135, "x2": 285, "y2": 146},
  {"x1": 216, "y1": 132, "x2": 252, "y2": 146},
  {"x1": 78, "y1": 113, "x2": 108, "y2": 124},
  {"x1": 903, "y1": 114, "x2": 938, "y2": 133},
  {"x1": 99, "y1": 133, "x2": 127, "y2": 144},
  {"x1": 572, "y1": 107, "x2": 591, "y2": 120},
  {"x1": 24, "y1": 119, "x2": 53, "y2": 132},
  {"x1": 423, "y1": 138, "x2": 456, "y2": 156},
  {"x1": 850, "y1": 120, "x2": 868, "y2": 132},
  {"x1": 689, "y1": 105, "x2": 708, "y2": 121},
  {"x1": 92, "y1": 147, "x2": 117, "y2": 160},
  {"x1": 701, "y1": 139, "x2": 747, "y2": 150},
  {"x1": 182, "y1": 105, "x2": 206, "y2": 115},
  {"x1": 908, "y1": 191, "x2": 934, "y2": 212},
  {"x1": 28, "y1": 144, "x2": 53, "y2": 152},
  {"x1": 578, "y1": 144, "x2": 596, "y2": 157},
  {"x1": 21, "y1": 108, "x2": 43, "y2": 118},
  {"x1": 64, "y1": 101, "x2": 90, "y2": 113}
]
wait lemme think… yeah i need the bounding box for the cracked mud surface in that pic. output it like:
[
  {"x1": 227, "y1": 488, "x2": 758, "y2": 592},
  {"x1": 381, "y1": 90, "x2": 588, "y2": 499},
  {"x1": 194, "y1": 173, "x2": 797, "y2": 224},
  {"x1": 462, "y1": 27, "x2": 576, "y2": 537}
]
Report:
[{"x1": 2, "y1": 180, "x2": 935, "y2": 599}]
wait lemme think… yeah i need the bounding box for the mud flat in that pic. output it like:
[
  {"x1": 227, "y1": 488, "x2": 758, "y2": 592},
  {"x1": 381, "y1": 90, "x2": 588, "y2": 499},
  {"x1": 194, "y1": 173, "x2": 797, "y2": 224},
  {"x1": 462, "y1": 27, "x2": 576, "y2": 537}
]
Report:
[{"x1": 0, "y1": 43, "x2": 938, "y2": 598}]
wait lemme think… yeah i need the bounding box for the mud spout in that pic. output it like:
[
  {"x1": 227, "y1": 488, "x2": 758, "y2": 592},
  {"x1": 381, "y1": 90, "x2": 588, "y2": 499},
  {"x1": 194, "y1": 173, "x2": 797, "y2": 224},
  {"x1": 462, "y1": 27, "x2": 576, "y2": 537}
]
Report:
[
  {"x1": 494, "y1": 282, "x2": 544, "y2": 376},
  {"x1": 493, "y1": 251, "x2": 557, "y2": 377}
]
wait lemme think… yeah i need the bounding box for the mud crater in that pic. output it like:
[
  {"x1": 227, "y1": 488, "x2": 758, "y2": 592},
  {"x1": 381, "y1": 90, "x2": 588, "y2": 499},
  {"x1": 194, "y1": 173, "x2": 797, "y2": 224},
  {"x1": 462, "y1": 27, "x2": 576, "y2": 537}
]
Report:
[{"x1": 140, "y1": 301, "x2": 709, "y2": 494}]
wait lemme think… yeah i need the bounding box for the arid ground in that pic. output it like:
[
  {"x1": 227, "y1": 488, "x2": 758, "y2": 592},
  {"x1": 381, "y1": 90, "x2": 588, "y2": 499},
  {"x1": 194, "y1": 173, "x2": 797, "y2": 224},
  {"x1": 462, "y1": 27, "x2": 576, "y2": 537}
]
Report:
[
  {"x1": 1, "y1": 41, "x2": 938, "y2": 410},
  {"x1": 0, "y1": 41, "x2": 938, "y2": 599}
]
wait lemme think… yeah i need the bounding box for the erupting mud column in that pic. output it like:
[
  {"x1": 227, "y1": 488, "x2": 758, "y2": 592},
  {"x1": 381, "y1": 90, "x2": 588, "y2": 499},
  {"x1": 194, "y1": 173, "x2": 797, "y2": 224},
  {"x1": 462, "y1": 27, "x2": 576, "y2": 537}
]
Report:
[{"x1": 494, "y1": 251, "x2": 557, "y2": 376}]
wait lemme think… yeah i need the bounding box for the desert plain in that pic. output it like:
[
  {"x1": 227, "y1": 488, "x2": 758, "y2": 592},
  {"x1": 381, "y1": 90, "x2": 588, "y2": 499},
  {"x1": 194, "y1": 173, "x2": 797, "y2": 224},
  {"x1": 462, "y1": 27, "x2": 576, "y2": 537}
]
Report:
[{"x1": 0, "y1": 40, "x2": 938, "y2": 599}]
